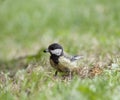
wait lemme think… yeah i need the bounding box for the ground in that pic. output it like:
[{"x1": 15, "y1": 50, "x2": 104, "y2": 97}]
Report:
[{"x1": 0, "y1": 0, "x2": 120, "y2": 100}]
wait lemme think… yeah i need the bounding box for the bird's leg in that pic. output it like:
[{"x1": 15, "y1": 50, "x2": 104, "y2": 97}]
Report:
[
  {"x1": 65, "y1": 70, "x2": 72, "y2": 80},
  {"x1": 54, "y1": 71, "x2": 58, "y2": 77}
]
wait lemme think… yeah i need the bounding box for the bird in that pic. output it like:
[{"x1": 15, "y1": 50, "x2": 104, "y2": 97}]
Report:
[{"x1": 43, "y1": 43, "x2": 83, "y2": 78}]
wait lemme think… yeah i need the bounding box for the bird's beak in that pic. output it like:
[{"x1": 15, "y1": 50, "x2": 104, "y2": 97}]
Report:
[{"x1": 43, "y1": 49, "x2": 49, "y2": 53}]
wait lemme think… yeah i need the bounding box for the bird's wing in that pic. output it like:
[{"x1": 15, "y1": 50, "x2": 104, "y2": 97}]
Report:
[
  {"x1": 70, "y1": 55, "x2": 83, "y2": 61},
  {"x1": 64, "y1": 52, "x2": 83, "y2": 61},
  {"x1": 58, "y1": 56, "x2": 77, "y2": 72}
]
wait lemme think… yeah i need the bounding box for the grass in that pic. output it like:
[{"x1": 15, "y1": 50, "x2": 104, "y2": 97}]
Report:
[{"x1": 0, "y1": 0, "x2": 120, "y2": 100}]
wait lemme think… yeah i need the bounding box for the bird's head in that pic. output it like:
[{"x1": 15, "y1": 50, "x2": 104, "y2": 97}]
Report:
[{"x1": 44, "y1": 43, "x2": 63, "y2": 56}]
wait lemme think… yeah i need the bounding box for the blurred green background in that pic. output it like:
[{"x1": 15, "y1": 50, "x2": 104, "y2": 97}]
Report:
[
  {"x1": 0, "y1": 0, "x2": 120, "y2": 100},
  {"x1": 0, "y1": 0, "x2": 120, "y2": 60}
]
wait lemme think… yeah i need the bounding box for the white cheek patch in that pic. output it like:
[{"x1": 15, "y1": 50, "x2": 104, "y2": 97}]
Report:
[{"x1": 51, "y1": 49, "x2": 62, "y2": 56}]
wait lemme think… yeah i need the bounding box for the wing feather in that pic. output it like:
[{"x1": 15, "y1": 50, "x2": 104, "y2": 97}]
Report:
[
  {"x1": 58, "y1": 56, "x2": 77, "y2": 72},
  {"x1": 63, "y1": 52, "x2": 83, "y2": 61}
]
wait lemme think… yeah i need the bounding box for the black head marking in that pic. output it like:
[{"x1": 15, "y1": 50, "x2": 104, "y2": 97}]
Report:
[
  {"x1": 48, "y1": 43, "x2": 63, "y2": 51},
  {"x1": 44, "y1": 43, "x2": 64, "y2": 64},
  {"x1": 48, "y1": 43, "x2": 63, "y2": 56}
]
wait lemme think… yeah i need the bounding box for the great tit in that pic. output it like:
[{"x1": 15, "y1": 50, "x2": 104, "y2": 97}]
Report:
[{"x1": 44, "y1": 43, "x2": 83, "y2": 77}]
